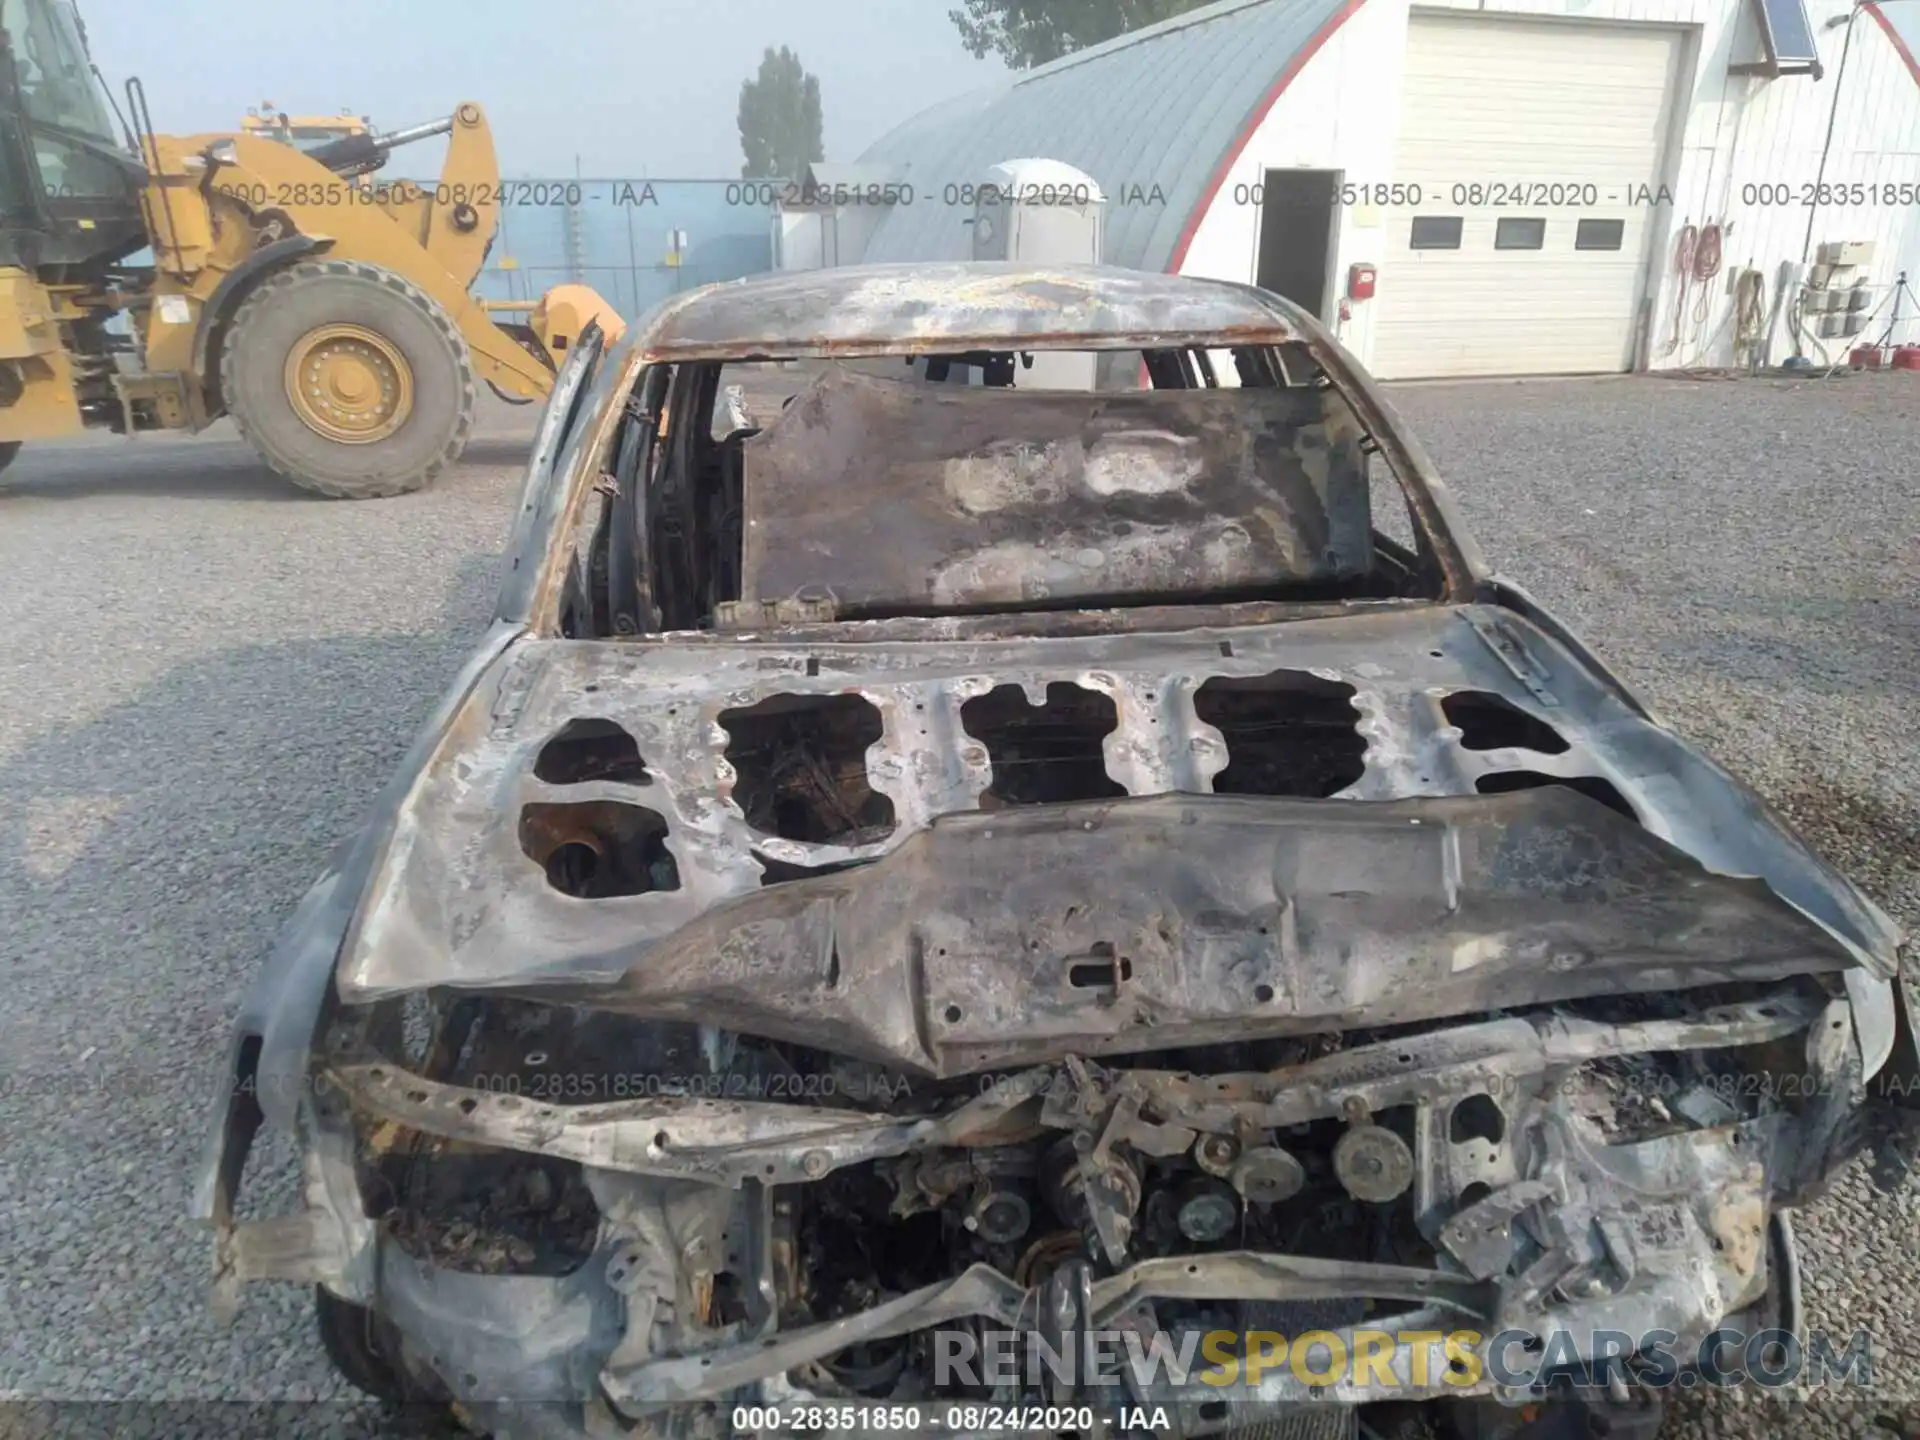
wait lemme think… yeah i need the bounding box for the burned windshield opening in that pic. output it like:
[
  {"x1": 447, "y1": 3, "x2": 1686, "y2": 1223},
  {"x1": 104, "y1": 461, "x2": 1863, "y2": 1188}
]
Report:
[{"x1": 562, "y1": 343, "x2": 1446, "y2": 641}]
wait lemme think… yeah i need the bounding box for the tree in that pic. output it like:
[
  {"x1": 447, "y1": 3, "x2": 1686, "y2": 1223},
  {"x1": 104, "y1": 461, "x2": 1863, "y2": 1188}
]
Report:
[
  {"x1": 737, "y1": 47, "x2": 824, "y2": 179},
  {"x1": 949, "y1": 0, "x2": 1216, "y2": 67}
]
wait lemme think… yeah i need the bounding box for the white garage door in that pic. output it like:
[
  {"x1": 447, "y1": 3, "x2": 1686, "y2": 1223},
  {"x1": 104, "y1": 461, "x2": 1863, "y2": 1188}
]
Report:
[{"x1": 1370, "y1": 13, "x2": 1684, "y2": 379}]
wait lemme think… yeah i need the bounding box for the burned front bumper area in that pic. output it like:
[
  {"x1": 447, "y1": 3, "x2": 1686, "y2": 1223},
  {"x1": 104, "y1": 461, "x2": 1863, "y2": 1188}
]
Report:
[
  {"x1": 196, "y1": 845, "x2": 1913, "y2": 1435},
  {"x1": 194, "y1": 598, "x2": 1917, "y2": 1435}
]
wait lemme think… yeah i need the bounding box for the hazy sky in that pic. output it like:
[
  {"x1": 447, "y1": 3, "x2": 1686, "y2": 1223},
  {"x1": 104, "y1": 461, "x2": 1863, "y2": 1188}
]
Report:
[
  {"x1": 79, "y1": 0, "x2": 1010, "y2": 177},
  {"x1": 72, "y1": 0, "x2": 1920, "y2": 179}
]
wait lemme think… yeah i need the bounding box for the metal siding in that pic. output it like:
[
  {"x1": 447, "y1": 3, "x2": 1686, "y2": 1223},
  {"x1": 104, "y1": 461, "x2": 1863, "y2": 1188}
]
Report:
[
  {"x1": 1645, "y1": 0, "x2": 1920, "y2": 368},
  {"x1": 1407, "y1": 0, "x2": 1920, "y2": 374},
  {"x1": 848, "y1": 0, "x2": 1920, "y2": 371},
  {"x1": 856, "y1": 0, "x2": 1350, "y2": 271},
  {"x1": 471, "y1": 181, "x2": 774, "y2": 320}
]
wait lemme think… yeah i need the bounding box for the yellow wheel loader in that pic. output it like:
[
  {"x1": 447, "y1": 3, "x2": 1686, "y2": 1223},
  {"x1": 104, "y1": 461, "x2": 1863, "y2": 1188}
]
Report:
[{"x1": 0, "y1": 0, "x2": 622, "y2": 497}]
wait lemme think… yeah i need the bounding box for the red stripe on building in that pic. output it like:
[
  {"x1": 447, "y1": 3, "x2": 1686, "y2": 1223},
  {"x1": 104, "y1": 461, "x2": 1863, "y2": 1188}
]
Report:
[
  {"x1": 1863, "y1": 2, "x2": 1920, "y2": 84},
  {"x1": 1166, "y1": 0, "x2": 1372, "y2": 273}
]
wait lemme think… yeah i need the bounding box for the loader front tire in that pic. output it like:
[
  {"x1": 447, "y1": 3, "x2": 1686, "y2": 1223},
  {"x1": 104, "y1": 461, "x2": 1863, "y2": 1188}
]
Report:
[{"x1": 221, "y1": 260, "x2": 474, "y2": 499}]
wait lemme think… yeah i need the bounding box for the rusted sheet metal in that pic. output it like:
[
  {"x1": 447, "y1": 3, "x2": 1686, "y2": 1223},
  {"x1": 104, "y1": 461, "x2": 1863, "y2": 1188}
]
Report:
[
  {"x1": 627, "y1": 262, "x2": 1300, "y2": 363},
  {"x1": 336, "y1": 603, "x2": 1899, "y2": 1003},
  {"x1": 738, "y1": 365, "x2": 1371, "y2": 613},
  {"x1": 525, "y1": 789, "x2": 1858, "y2": 1077}
]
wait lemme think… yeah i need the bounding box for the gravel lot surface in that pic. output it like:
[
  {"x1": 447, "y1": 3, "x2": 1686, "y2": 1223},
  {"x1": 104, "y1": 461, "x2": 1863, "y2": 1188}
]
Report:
[
  {"x1": 0, "y1": 373, "x2": 1915, "y2": 1439},
  {"x1": 1391, "y1": 374, "x2": 1920, "y2": 1440}
]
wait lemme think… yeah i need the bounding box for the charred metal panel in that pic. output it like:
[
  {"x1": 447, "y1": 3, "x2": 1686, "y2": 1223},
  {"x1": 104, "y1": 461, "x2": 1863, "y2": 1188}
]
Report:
[
  {"x1": 631, "y1": 262, "x2": 1300, "y2": 362},
  {"x1": 207, "y1": 261, "x2": 1909, "y2": 1424},
  {"x1": 560, "y1": 788, "x2": 1860, "y2": 1076},
  {"x1": 337, "y1": 605, "x2": 1898, "y2": 1003},
  {"x1": 737, "y1": 366, "x2": 1372, "y2": 612}
]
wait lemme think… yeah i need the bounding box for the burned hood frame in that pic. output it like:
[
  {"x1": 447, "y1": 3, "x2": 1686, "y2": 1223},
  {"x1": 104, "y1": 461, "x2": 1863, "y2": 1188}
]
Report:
[
  {"x1": 338, "y1": 265, "x2": 1899, "y2": 1053},
  {"x1": 338, "y1": 602, "x2": 1899, "y2": 1043}
]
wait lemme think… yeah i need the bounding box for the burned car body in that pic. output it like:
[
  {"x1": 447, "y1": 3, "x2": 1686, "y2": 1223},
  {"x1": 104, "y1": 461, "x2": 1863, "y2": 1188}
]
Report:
[{"x1": 196, "y1": 264, "x2": 1916, "y2": 1439}]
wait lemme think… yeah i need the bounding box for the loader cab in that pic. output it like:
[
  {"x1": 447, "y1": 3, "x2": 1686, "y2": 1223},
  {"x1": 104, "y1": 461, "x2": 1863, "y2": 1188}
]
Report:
[{"x1": 0, "y1": 0, "x2": 143, "y2": 268}]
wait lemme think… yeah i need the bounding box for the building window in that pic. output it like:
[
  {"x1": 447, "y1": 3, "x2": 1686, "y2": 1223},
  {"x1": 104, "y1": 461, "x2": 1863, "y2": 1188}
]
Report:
[
  {"x1": 1736, "y1": 0, "x2": 1822, "y2": 77},
  {"x1": 1495, "y1": 217, "x2": 1547, "y2": 250},
  {"x1": 1575, "y1": 218, "x2": 1625, "y2": 251},
  {"x1": 1409, "y1": 216, "x2": 1463, "y2": 250}
]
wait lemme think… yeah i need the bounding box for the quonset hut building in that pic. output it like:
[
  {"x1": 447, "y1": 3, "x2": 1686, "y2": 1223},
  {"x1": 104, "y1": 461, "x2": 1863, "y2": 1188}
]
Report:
[{"x1": 794, "y1": 0, "x2": 1920, "y2": 378}]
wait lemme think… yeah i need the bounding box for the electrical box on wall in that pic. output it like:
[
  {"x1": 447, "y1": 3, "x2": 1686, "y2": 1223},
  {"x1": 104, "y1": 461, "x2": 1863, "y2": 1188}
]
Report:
[
  {"x1": 1347, "y1": 263, "x2": 1377, "y2": 301},
  {"x1": 1817, "y1": 240, "x2": 1874, "y2": 267}
]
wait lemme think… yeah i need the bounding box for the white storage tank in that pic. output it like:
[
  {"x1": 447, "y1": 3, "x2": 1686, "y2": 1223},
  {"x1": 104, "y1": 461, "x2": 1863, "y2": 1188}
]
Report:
[
  {"x1": 972, "y1": 159, "x2": 1105, "y2": 389},
  {"x1": 970, "y1": 157, "x2": 1106, "y2": 265}
]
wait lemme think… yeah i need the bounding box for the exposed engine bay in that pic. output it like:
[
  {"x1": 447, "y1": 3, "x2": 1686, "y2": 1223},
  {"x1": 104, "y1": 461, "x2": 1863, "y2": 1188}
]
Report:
[{"x1": 297, "y1": 968, "x2": 1879, "y2": 1437}]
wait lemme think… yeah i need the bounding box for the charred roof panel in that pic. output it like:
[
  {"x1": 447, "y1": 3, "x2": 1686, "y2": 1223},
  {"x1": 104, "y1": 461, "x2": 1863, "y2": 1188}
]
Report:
[{"x1": 627, "y1": 262, "x2": 1301, "y2": 359}]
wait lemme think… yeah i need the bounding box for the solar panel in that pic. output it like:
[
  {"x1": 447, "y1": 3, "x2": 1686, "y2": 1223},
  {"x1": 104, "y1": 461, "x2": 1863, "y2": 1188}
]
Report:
[{"x1": 1755, "y1": 0, "x2": 1821, "y2": 69}]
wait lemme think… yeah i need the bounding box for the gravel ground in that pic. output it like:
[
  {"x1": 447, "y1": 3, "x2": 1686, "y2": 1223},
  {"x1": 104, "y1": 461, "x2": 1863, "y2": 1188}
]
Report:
[
  {"x1": 1393, "y1": 372, "x2": 1920, "y2": 1440},
  {"x1": 0, "y1": 372, "x2": 1915, "y2": 1439},
  {"x1": 0, "y1": 403, "x2": 538, "y2": 1439}
]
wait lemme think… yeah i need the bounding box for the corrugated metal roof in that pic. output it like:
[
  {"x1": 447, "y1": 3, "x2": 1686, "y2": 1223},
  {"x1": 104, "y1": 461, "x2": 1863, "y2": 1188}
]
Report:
[{"x1": 855, "y1": 0, "x2": 1351, "y2": 272}]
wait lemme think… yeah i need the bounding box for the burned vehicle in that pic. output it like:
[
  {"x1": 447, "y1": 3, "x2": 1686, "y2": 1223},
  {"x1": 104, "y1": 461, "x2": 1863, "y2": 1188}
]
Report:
[{"x1": 196, "y1": 263, "x2": 1917, "y2": 1439}]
